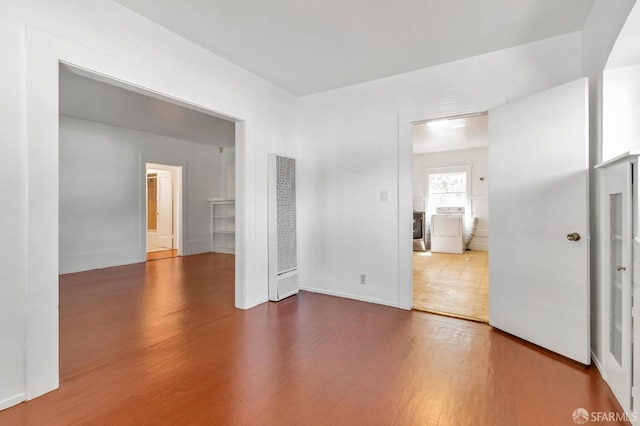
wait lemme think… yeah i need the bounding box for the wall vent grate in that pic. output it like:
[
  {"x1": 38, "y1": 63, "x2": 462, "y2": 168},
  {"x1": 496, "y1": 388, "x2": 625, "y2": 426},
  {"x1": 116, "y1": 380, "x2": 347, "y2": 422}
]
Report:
[
  {"x1": 276, "y1": 156, "x2": 297, "y2": 273},
  {"x1": 269, "y1": 154, "x2": 299, "y2": 301}
]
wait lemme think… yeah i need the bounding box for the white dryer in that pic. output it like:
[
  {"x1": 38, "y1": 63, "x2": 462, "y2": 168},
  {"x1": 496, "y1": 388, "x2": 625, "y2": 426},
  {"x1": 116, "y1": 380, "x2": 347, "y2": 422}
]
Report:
[{"x1": 430, "y1": 207, "x2": 465, "y2": 254}]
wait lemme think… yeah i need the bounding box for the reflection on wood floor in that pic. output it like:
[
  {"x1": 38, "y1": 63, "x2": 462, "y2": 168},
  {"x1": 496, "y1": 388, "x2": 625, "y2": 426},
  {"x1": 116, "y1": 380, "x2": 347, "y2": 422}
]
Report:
[
  {"x1": 146, "y1": 249, "x2": 178, "y2": 261},
  {"x1": 413, "y1": 250, "x2": 489, "y2": 322},
  {"x1": 147, "y1": 242, "x2": 173, "y2": 252},
  {"x1": 0, "y1": 253, "x2": 626, "y2": 425}
]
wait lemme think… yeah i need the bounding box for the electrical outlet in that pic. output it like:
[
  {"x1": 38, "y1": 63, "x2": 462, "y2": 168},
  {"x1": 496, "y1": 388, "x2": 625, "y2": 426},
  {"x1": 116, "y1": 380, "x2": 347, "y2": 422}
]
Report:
[{"x1": 360, "y1": 274, "x2": 366, "y2": 285}]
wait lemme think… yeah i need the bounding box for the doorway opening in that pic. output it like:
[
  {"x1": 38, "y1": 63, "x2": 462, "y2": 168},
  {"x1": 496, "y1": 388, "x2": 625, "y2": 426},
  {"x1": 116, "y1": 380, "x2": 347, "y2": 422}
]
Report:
[
  {"x1": 58, "y1": 65, "x2": 237, "y2": 275},
  {"x1": 411, "y1": 113, "x2": 490, "y2": 322},
  {"x1": 25, "y1": 33, "x2": 255, "y2": 403},
  {"x1": 146, "y1": 163, "x2": 181, "y2": 261},
  {"x1": 399, "y1": 83, "x2": 591, "y2": 364}
]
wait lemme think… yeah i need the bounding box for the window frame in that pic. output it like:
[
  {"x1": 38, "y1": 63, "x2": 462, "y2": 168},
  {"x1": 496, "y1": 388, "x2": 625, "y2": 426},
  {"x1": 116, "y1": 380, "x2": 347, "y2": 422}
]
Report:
[{"x1": 423, "y1": 165, "x2": 473, "y2": 219}]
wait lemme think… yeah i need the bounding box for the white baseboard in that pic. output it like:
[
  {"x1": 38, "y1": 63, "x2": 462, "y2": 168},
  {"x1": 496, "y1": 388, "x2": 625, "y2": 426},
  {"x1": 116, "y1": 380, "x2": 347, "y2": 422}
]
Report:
[
  {"x1": 469, "y1": 241, "x2": 489, "y2": 251},
  {"x1": 184, "y1": 239, "x2": 213, "y2": 256},
  {"x1": 300, "y1": 286, "x2": 399, "y2": 308},
  {"x1": 0, "y1": 393, "x2": 25, "y2": 411},
  {"x1": 591, "y1": 350, "x2": 603, "y2": 375},
  {"x1": 245, "y1": 297, "x2": 269, "y2": 309},
  {"x1": 467, "y1": 233, "x2": 488, "y2": 251},
  {"x1": 60, "y1": 240, "x2": 219, "y2": 274}
]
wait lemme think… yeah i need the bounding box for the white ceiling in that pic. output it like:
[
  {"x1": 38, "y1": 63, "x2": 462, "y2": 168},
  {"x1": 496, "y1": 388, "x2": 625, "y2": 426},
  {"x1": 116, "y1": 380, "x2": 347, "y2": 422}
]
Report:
[
  {"x1": 114, "y1": 0, "x2": 595, "y2": 96},
  {"x1": 413, "y1": 114, "x2": 488, "y2": 154},
  {"x1": 59, "y1": 67, "x2": 235, "y2": 147}
]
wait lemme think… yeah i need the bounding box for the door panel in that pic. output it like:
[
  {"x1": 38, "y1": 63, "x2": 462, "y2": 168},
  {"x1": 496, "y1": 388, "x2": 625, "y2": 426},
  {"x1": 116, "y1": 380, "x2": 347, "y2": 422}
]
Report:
[
  {"x1": 488, "y1": 78, "x2": 590, "y2": 364},
  {"x1": 147, "y1": 174, "x2": 157, "y2": 230},
  {"x1": 156, "y1": 170, "x2": 174, "y2": 249}
]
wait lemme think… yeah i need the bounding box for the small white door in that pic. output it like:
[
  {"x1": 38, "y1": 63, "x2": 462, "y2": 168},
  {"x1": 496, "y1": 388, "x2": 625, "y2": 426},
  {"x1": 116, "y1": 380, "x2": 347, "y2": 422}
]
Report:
[
  {"x1": 489, "y1": 78, "x2": 590, "y2": 364},
  {"x1": 603, "y1": 162, "x2": 632, "y2": 409},
  {"x1": 156, "y1": 170, "x2": 174, "y2": 249}
]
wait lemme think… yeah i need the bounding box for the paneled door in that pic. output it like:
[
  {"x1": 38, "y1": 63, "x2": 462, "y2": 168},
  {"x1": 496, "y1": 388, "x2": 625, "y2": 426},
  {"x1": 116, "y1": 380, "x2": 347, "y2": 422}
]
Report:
[
  {"x1": 156, "y1": 169, "x2": 174, "y2": 249},
  {"x1": 488, "y1": 78, "x2": 590, "y2": 364}
]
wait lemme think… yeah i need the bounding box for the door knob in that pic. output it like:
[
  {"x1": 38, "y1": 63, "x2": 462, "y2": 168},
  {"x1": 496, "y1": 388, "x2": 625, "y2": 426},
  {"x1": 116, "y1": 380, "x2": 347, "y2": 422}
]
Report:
[
  {"x1": 617, "y1": 266, "x2": 626, "y2": 271},
  {"x1": 567, "y1": 232, "x2": 581, "y2": 241}
]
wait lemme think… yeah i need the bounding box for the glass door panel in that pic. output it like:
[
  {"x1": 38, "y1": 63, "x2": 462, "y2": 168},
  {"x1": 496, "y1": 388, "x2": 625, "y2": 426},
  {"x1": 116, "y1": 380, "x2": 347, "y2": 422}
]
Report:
[{"x1": 609, "y1": 193, "x2": 623, "y2": 365}]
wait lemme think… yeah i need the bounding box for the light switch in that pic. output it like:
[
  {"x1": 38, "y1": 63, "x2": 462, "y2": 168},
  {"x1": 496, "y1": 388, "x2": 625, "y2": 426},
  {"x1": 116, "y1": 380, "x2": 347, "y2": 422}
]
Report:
[{"x1": 380, "y1": 190, "x2": 388, "y2": 202}]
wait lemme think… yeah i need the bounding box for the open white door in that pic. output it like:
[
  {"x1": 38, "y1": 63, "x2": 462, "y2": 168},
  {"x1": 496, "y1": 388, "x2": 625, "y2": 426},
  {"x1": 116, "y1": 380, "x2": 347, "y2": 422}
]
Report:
[
  {"x1": 488, "y1": 78, "x2": 590, "y2": 364},
  {"x1": 156, "y1": 170, "x2": 174, "y2": 249}
]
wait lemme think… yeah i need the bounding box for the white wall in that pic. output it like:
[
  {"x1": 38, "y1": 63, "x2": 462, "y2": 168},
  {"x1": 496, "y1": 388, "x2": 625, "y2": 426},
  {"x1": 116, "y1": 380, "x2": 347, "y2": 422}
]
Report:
[
  {"x1": 297, "y1": 32, "x2": 583, "y2": 307},
  {"x1": 581, "y1": 0, "x2": 637, "y2": 369},
  {"x1": 59, "y1": 116, "x2": 221, "y2": 273},
  {"x1": 603, "y1": 64, "x2": 640, "y2": 161},
  {"x1": 0, "y1": 3, "x2": 29, "y2": 412},
  {"x1": 0, "y1": 0, "x2": 297, "y2": 409},
  {"x1": 413, "y1": 148, "x2": 489, "y2": 251},
  {"x1": 219, "y1": 146, "x2": 236, "y2": 198}
]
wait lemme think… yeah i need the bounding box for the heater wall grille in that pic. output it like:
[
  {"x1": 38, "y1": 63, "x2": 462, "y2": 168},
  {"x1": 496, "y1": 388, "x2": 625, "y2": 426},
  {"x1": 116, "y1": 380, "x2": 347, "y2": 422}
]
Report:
[
  {"x1": 276, "y1": 156, "x2": 297, "y2": 273},
  {"x1": 268, "y1": 154, "x2": 299, "y2": 301},
  {"x1": 277, "y1": 273, "x2": 299, "y2": 300}
]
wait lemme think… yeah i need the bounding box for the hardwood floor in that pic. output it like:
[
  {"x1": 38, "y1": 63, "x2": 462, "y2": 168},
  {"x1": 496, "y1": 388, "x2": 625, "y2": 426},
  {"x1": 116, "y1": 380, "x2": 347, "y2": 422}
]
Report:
[
  {"x1": 413, "y1": 250, "x2": 489, "y2": 322},
  {"x1": 146, "y1": 249, "x2": 178, "y2": 261},
  {"x1": 0, "y1": 253, "x2": 628, "y2": 425}
]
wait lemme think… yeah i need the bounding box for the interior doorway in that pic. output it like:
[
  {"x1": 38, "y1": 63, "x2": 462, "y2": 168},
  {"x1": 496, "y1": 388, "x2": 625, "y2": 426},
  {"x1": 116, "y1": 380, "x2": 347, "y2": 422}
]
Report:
[
  {"x1": 146, "y1": 163, "x2": 181, "y2": 261},
  {"x1": 411, "y1": 113, "x2": 490, "y2": 322},
  {"x1": 24, "y1": 36, "x2": 255, "y2": 405}
]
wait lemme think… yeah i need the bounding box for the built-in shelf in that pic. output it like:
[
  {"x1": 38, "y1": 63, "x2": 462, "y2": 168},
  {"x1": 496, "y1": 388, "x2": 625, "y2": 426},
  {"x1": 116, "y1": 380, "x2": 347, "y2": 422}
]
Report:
[
  {"x1": 208, "y1": 197, "x2": 235, "y2": 204},
  {"x1": 209, "y1": 198, "x2": 235, "y2": 254}
]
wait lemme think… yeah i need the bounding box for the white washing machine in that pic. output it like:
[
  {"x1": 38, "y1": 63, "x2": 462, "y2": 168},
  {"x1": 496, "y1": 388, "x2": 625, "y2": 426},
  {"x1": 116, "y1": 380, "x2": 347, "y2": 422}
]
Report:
[{"x1": 430, "y1": 207, "x2": 465, "y2": 254}]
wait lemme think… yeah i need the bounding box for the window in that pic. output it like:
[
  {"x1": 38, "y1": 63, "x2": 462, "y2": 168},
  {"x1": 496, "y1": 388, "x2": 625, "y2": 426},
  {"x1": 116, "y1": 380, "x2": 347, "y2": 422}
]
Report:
[
  {"x1": 428, "y1": 172, "x2": 466, "y2": 209},
  {"x1": 424, "y1": 165, "x2": 472, "y2": 216}
]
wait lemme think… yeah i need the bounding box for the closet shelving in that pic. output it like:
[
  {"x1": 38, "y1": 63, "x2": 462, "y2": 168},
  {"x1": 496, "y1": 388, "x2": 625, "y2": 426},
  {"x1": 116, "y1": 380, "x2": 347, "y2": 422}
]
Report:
[{"x1": 209, "y1": 197, "x2": 235, "y2": 254}]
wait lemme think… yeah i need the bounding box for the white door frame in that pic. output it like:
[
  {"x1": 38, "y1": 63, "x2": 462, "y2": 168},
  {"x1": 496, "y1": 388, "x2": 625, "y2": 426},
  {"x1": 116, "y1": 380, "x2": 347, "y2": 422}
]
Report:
[
  {"x1": 397, "y1": 97, "x2": 507, "y2": 309},
  {"x1": 25, "y1": 26, "x2": 256, "y2": 402},
  {"x1": 145, "y1": 162, "x2": 183, "y2": 255}
]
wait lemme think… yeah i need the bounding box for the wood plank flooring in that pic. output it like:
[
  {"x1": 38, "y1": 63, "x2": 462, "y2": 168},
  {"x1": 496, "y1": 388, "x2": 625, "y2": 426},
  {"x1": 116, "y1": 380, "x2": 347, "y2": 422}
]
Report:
[
  {"x1": 0, "y1": 253, "x2": 628, "y2": 425},
  {"x1": 146, "y1": 249, "x2": 178, "y2": 261},
  {"x1": 413, "y1": 250, "x2": 489, "y2": 322}
]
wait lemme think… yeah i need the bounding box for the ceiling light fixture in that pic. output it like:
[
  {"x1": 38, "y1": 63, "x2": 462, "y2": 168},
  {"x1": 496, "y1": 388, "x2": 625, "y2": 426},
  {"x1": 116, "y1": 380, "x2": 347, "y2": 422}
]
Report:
[{"x1": 426, "y1": 119, "x2": 449, "y2": 128}]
